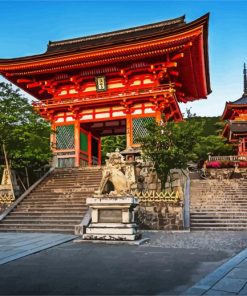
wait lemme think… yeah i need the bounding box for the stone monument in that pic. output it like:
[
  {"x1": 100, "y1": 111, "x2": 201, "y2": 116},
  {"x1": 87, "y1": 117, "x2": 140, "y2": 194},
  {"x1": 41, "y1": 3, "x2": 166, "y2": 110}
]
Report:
[{"x1": 83, "y1": 148, "x2": 141, "y2": 241}]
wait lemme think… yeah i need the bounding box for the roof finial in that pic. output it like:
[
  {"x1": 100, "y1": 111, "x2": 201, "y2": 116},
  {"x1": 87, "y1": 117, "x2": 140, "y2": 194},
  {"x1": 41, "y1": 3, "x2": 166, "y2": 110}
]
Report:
[{"x1": 244, "y1": 63, "x2": 247, "y2": 96}]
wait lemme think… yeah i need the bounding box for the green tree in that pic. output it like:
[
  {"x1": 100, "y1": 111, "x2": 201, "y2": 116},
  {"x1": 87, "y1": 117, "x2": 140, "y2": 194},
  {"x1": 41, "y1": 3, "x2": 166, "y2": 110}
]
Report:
[
  {"x1": 0, "y1": 82, "x2": 51, "y2": 169},
  {"x1": 194, "y1": 135, "x2": 234, "y2": 161},
  {"x1": 101, "y1": 135, "x2": 126, "y2": 163},
  {"x1": 139, "y1": 120, "x2": 202, "y2": 190},
  {"x1": 187, "y1": 116, "x2": 234, "y2": 160}
]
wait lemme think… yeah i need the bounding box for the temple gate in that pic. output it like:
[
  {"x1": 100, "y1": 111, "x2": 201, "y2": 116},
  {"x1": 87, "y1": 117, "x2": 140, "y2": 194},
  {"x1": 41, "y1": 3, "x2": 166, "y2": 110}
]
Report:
[{"x1": 0, "y1": 14, "x2": 210, "y2": 167}]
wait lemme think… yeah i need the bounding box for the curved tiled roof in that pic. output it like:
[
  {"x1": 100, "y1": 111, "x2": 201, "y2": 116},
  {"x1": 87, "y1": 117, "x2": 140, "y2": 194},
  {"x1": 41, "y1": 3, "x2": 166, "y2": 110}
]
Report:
[
  {"x1": 47, "y1": 16, "x2": 185, "y2": 53},
  {"x1": 230, "y1": 94, "x2": 247, "y2": 105}
]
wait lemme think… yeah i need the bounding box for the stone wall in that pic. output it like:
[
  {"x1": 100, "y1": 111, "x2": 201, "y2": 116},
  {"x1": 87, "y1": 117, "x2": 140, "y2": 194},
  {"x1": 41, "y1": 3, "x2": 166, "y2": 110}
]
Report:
[
  {"x1": 136, "y1": 202, "x2": 184, "y2": 230},
  {"x1": 134, "y1": 168, "x2": 188, "y2": 230},
  {"x1": 206, "y1": 168, "x2": 247, "y2": 179}
]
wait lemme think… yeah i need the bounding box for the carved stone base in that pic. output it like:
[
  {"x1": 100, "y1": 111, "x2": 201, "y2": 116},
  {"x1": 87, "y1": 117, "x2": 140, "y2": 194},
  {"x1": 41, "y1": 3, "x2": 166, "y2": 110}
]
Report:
[{"x1": 83, "y1": 196, "x2": 141, "y2": 241}]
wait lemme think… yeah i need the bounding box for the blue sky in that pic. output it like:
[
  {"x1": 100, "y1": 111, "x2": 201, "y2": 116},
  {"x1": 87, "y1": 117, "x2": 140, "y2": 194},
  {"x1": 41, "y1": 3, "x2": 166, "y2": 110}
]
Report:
[{"x1": 0, "y1": 0, "x2": 247, "y2": 117}]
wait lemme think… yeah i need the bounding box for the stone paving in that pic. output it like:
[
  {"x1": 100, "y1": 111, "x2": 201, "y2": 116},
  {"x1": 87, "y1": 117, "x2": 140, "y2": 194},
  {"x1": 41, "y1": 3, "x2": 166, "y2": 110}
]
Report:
[
  {"x1": 145, "y1": 231, "x2": 247, "y2": 295},
  {"x1": 184, "y1": 247, "x2": 247, "y2": 295},
  {"x1": 143, "y1": 231, "x2": 247, "y2": 253},
  {"x1": 1, "y1": 231, "x2": 247, "y2": 295},
  {"x1": 0, "y1": 232, "x2": 76, "y2": 265}
]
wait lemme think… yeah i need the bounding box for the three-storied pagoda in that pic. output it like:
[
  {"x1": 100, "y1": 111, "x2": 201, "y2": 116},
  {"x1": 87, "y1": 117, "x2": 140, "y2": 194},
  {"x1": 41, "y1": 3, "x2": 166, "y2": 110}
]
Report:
[
  {"x1": 0, "y1": 14, "x2": 211, "y2": 167},
  {"x1": 222, "y1": 64, "x2": 247, "y2": 156}
]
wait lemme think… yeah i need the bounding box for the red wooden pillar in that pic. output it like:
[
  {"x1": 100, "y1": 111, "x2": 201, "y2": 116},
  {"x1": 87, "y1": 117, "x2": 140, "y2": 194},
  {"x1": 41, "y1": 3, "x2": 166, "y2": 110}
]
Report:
[
  {"x1": 238, "y1": 141, "x2": 241, "y2": 155},
  {"x1": 50, "y1": 122, "x2": 56, "y2": 152},
  {"x1": 88, "y1": 132, "x2": 92, "y2": 166},
  {"x1": 74, "y1": 120, "x2": 80, "y2": 167},
  {"x1": 50, "y1": 122, "x2": 57, "y2": 167},
  {"x1": 126, "y1": 113, "x2": 132, "y2": 147},
  {"x1": 98, "y1": 137, "x2": 102, "y2": 165},
  {"x1": 155, "y1": 110, "x2": 162, "y2": 124},
  {"x1": 243, "y1": 138, "x2": 246, "y2": 154}
]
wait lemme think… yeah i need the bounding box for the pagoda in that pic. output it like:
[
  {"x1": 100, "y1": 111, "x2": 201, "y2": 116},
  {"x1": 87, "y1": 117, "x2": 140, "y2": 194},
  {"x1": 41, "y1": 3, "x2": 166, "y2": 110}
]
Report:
[
  {"x1": 0, "y1": 14, "x2": 211, "y2": 167},
  {"x1": 222, "y1": 64, "x2": 247, "y2": 156}
]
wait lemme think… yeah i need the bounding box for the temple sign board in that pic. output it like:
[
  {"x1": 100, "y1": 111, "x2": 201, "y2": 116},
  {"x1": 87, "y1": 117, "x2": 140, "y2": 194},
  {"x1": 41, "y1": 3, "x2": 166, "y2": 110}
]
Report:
[{"x1": 95, "y1": 76, "x2": 107, "y2": 92}]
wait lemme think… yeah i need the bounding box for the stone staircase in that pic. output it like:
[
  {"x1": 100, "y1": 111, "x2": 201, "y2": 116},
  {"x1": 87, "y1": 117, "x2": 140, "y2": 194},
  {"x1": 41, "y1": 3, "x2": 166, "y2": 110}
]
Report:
[
  {"x1": 190, "y1": 179, "x2": 247, "y2": 230},
  {"x1": 0, "y1": 167, "x2": 102, "y2": 234}
]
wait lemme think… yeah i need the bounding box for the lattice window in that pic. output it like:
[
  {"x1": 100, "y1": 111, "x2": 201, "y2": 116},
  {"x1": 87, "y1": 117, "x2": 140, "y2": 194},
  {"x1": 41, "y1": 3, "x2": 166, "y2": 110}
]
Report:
[
  {"x1": 132, "y1": 117, "x2": 155, "y2": 144},
  {"x1": 56, "y1": 125, "x2": 75, "y2": 149}
]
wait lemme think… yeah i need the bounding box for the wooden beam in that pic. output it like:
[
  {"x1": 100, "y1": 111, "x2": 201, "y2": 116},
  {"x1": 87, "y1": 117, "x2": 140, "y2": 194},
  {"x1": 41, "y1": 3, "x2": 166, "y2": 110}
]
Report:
[
  {"x1": 27, "y1": 82, "x2": 40, "y2": 89},
  {"x1": 171, "y1": 53, "x2": 184, "y2": 61},
  {"x1": 175, "y1": 82, "x2": 183, "y2": 88},
  {"x1": 183, "y1": 41, "x2": 193, "y2": 50},
  {"x1": 17, "y1": 79, "x2": 32, "y2": 83},
  {"x1": 176, "y1": 91, "x2": 185, "y2": 97},
  {"x1": 169, "y1": 71, "x2": 179, "y2": 77},
  {"x1": 163, "y1": 62, "x2": 177, "y2": 68},
  {"x1": 178, "y1": 96, "x2": 187, "y2": 103}
]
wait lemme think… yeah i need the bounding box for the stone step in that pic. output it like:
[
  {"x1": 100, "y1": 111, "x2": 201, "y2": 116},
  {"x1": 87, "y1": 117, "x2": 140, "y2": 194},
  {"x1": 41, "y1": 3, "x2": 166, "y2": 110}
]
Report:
[
  {"x1": 191, "y1": 192, "x2": 247, "y2": 193},
  {"x1": 18, "y1": 201, "x2": 86, "y2": 205},
  {"x1": 191, "y1": 195, "x2": 247, "y2": 198},
  {"x1": 191, "y1": 217, "x2": 247, "y2": 221},
  {"x1": 191, "y1": 188, "x2": 247, "y2": 190},
  {"x1": 6, "y1": 214, "x2": 83, "y2": 219},
  {"x1": 191, "y1": 208, "x2": 247, "y2": 212},
  {"x1": 50, "y1": 174, "x2": 102, "y2": 177},
  {"x1": 16, "y1": 203, "x2": 87, "y2": 211},
  {"x1": 38, "y1": 185, "x2": 99, "y2": 189},
  {"x1": 191, "y1": 226, "x2": 247, "y2": 230},
  {"x1": 29, "y1": 193, "x2": 95, "y2": 197},
  {"x1": 0, "y1": 219, "x2": 81, "y2": 224},
  {"x1": 191, "y1": 213, "x2": 247, "y2": 217},
  {"x1": 190, "y1": 176, "x2": 247, "y2": 230},
  {"x1": 13, "y1": 209, "x2": 87, "y2": 214},
  {"x1": 190, "y1": 222, "x2": 247, "y2": 227},
  {"x1": 191, "y1": 210, "x2": 247, "y2": 214},
  {"x1": 0, "y1": 223, "x2": 75, "y2": 230},
  {"x1": 191, "y1": 218, "x2": 247, "y2": 223},
  {"x1": 15, "y1": 207, "x2": 87, "y2": 212},
  {"x1": 191, "y1": 204, "x2": 247, "y2": 207},
  {"x1": 191, "y1": 201, "x2": 247, "y2": 204},
  {"x1": 190, "y1": 197, "x2": 247, "y2": 200},
  {"x1": 191, "y1": 209, "x2": 247, "y2": 213},
  {"x1": 19, "y1": 201, "x2": 88, "y2": 205},
  {"x1": 8, "y1": 212, "x2": 84, "y2": 218},
  {"x1": 0, "y1": 167, "x2": 102, "y2": 234},
  {"x1": 0, "y1": 227, "x2": 74, "y2": 234},
  {"x1": 190, "y1": 193, "x2": 247, "y2": 196},
  {"x1": 191, "y1": 206, "x2": 247, "y2": 209}
]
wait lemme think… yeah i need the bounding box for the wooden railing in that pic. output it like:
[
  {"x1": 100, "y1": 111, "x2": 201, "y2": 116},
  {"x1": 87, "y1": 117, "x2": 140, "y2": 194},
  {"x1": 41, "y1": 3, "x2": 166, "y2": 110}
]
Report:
[
  {"x1": 32, "y1": 84, "x2": 174, "y2": 108},
  {"x1": 208, "y1": 155, "x2": 247, "y2": 161}
]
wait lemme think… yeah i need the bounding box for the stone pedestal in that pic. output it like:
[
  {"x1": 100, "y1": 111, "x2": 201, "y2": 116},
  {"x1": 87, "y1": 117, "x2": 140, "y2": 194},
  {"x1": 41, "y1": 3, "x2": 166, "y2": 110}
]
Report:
[{"x1": 83, "y1": 196, "x2": 141, "y2": 241}]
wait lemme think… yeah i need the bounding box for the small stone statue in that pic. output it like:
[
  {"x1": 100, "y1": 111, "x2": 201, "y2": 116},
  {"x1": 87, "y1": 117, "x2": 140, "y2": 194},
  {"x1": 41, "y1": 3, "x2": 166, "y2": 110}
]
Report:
[{"x1": 95, "y1": 149, "x2": 134, "y2": 196}]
